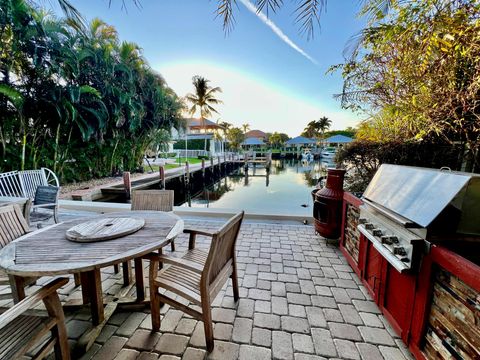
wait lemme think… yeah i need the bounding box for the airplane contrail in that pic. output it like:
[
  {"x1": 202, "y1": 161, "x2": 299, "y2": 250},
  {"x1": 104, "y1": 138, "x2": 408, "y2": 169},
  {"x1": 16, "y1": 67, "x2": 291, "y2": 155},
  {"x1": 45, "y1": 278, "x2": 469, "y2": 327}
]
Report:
[{"x1": 238, "y1": 0, "x2": 318, "y2": 65}]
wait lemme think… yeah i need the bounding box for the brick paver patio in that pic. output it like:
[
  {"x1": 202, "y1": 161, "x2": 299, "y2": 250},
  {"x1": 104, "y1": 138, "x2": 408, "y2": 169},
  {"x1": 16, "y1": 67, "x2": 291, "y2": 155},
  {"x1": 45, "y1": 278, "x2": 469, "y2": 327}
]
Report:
[{"x1": 0, "y1": 217, "x2": 415, "y2": 360}]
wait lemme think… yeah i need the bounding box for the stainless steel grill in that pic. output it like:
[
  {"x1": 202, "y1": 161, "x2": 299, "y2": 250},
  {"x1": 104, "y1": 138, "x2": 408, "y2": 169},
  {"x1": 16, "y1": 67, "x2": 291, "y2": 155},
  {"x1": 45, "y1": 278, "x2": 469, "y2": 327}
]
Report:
[{"x1": 357, "y1": 164, "x2": 480, "y2": 272}]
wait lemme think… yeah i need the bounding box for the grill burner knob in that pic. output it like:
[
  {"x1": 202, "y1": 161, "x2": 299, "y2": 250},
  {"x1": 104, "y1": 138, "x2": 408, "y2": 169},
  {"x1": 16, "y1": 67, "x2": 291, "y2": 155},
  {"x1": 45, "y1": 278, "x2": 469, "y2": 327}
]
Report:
[
  {"x1": 394, "y1": 247, "x2": 407, "y2": 256},
  {"x1": 390, "y1": 236, "x2": 399, "y2": 244},
  {"x1": 372, "y1": 229, "x2": 383, "y2": 236},
  {"x1": 358, "y1": 218, "x2": 367, "y2": 225},
  {"x1": 365, "y1": 223, "x2": 375, "y2": 230},
  {"x1": 381, "y1": 236, "x2": 392, "y2": 245}
]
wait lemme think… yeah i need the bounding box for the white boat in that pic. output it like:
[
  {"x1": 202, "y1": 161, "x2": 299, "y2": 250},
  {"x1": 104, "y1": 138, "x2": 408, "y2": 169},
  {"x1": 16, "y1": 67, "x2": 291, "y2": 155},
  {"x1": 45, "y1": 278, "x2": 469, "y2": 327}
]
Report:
[
  {"x1": 321, "y1": 148, "x2": 336, "y2": 159},
  {"x1": 302, "y1": 149, "x2": 314, "y2": 162}
]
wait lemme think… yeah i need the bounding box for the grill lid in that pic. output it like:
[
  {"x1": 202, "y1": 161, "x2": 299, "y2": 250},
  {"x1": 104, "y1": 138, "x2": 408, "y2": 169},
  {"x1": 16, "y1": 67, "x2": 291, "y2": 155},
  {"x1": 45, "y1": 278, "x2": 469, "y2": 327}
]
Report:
[{"x1": 363, "y1": 164, "x2": 480, "y2": 233}]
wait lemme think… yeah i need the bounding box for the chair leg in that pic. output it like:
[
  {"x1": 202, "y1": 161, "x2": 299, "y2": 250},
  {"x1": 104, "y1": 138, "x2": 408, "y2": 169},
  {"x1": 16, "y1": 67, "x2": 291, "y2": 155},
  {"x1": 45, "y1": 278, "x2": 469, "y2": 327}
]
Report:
[
  {"x1": 53, "y1": 206, "x2": 59, "y2": 223},
  {"x1": 74, "y1": 273, "x2": 81, "y2": 287},
  {"x1": 231, "y1": 265, "x2": 240, "y2": 302},
  {"x1": 113, "y1": 264, "x2": 120, "y2": 274},
  {"x1": 170, "y1": 240, "x2": 175, "y2": 252},
  {"x1": 150, "y1": 262, "x2": 161, "y2": 332},
  {"x1": 43, "y1": 292, "x2": 71, "y2": 360},
  {"x1": 202, "y1": 301, "x2": 214, "y2": 352}
]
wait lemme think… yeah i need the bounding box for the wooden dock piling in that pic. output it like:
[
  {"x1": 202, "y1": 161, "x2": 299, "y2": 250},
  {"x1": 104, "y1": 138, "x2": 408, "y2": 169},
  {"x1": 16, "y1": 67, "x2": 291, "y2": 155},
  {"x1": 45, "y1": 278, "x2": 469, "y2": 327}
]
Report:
[
  {"x1": 159, "y1": 166, "x2": 165, "y2": 189},
  {"x1": 123, "y1": 171, "x2": 131, "y2": 200}
]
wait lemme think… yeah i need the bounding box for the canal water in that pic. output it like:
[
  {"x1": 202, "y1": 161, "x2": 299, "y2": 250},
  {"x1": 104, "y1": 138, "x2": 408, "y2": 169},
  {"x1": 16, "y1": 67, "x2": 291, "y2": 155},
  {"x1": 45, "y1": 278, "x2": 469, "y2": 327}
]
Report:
[{"x1": 179, "y1": 159, "x2": 333, "y2": 216}]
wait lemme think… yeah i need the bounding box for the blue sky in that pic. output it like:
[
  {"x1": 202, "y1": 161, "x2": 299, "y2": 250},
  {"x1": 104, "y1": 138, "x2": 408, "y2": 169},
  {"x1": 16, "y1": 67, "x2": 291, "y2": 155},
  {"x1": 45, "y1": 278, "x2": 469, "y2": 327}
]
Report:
[{"x1": 58, "y1": 0, "x2": 366, "y2": 136}]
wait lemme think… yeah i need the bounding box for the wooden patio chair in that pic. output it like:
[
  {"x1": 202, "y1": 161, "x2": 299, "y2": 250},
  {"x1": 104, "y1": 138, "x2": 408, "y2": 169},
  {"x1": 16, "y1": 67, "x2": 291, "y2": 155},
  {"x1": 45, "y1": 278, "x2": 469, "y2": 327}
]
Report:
[
  {"x1": 0, "y1": 277, "x2": 70, "y2": 359},
  {"x1": 30, "y1": 185, "x2": 60, "y2": 225},
  {"x1": 131, "y1": 190, "x2": 175, "y2": 251},
  {"x1": 0, "y1": 204, "x2": 33, "y2": 302},
  {"x1": 147, "y1": 211, "x2": 244, "y2": 352}
]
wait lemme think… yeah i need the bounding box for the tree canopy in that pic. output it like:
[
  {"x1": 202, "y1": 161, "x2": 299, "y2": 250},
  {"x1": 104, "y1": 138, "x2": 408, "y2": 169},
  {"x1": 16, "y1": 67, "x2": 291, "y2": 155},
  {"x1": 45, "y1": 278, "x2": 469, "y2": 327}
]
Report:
[
  {"x1": 333, "y1": 0, "x2": 480, "y2": 170},
  {"x1": 0, "y1": 0, "x2": 184, "y2": 180}
]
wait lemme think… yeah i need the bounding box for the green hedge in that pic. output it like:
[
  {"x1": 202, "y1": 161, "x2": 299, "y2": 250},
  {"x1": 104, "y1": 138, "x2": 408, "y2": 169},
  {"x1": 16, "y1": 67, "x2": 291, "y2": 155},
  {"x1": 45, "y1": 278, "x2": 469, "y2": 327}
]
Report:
[
  {"x1": 337, "y1": 140, "x2": 464, "y2": 192},
  {"x1": 173, "y1": 139, "x2": 210, "y2": 150}
]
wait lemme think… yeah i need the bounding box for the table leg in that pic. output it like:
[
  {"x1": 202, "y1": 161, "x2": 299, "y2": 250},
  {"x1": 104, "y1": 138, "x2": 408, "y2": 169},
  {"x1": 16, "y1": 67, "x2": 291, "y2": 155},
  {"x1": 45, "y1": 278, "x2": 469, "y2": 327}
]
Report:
[
  {"x1": 134, "y1": 258, "x2": 145, "y2": 301},
  {"x1": 80, "y1": 269, "x2": 104, "y2": 325},
  {"x1": 8, "y1": 275, "x2": 25, "y2": 304},
  {"x1": 122, "y1": 261, "x2": 132, "y2": 286}
]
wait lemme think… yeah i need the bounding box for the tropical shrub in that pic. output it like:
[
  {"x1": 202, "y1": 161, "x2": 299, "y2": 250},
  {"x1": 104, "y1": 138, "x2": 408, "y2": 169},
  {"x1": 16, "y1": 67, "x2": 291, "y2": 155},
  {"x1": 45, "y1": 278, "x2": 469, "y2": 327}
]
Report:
[
  {"x1": 337, "y1": 140, "x2": 464, "y2": 192},
  {"x1": 0, "y1": 0, "x2": 184, "y2": 182}
]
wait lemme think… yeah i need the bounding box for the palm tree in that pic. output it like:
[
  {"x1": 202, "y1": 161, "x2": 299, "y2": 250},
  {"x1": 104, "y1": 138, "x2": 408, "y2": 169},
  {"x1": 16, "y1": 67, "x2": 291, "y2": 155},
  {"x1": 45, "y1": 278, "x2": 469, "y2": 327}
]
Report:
[
  {"x1": 186, "y1": 75, "x2": 223, "y2": 151},
  {"x1": 242, "y1": 123, "x2": 250, "y2": 134},
  {"x1": 318, "y1": 116, "x2": 332, "y2": 137}
]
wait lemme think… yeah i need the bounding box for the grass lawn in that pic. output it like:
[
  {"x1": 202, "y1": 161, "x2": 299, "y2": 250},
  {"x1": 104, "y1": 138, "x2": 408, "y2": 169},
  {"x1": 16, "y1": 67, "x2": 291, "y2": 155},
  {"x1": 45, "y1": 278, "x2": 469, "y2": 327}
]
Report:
[{"x1": 146, "y1": 157, "x2": 204, "y2": 172}]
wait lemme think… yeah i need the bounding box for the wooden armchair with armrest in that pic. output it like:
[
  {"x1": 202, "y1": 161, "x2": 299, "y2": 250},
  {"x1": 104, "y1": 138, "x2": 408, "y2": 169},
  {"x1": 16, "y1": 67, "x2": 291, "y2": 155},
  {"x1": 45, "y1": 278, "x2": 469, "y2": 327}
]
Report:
[
  {"x1": 147, "y1": 211, "x2": 244, "y2": 352},
  {"x1": 0, "y1": 277, "x2": 70, "y2": 360}
]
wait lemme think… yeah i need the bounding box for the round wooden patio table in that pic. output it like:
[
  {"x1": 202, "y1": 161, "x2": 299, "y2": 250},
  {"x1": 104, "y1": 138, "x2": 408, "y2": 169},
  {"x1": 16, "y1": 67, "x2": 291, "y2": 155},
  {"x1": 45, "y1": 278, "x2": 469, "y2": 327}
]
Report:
[{"x1": 0, "y1": 211, "x2": 183, "y2": 352}]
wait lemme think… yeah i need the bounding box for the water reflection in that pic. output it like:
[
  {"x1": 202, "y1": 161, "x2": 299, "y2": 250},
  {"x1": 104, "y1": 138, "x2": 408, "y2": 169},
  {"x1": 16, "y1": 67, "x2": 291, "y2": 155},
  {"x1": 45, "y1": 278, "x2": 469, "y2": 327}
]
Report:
[{"x1": 182, "y1": 159, "x2": 333, "y2": 216}]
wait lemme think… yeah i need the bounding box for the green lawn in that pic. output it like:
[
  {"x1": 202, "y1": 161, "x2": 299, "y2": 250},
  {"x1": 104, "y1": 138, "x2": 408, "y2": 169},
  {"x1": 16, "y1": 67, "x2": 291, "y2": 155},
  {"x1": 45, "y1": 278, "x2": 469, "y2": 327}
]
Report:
[{"x1": 146, "y1": 157, "x2": 204, "y2": 173}]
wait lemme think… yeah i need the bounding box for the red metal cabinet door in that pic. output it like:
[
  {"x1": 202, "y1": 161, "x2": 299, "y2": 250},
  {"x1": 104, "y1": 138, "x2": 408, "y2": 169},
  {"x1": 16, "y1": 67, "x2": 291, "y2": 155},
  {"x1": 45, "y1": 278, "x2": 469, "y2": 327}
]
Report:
[
  {"x1": 362, "y1": 240, "x2": 383, "y2": 303},
  {"x1": 380, "y1": 263, "x2": 416, "y2": 343}
]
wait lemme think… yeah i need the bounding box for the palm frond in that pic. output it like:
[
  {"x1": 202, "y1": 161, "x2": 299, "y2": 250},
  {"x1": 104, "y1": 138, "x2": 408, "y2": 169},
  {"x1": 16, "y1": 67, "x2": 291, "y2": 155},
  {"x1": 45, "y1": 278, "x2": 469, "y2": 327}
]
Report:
[
  {"x1": 294, "y1": 0, "x2": 327, "y2": 40},
  {"x1": 216, "y1": 0, "x2": 238, "y2": 34},
  {"x1": 255, "y1": 0, "x2": 283, "y2": 16}
]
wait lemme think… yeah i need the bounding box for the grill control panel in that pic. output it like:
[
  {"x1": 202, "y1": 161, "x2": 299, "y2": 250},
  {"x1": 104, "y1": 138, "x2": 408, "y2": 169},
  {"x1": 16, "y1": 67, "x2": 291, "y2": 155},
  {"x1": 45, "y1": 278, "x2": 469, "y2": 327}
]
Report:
[{"x1": 357, "y1": 206, "x2": 424, "y2": 273}]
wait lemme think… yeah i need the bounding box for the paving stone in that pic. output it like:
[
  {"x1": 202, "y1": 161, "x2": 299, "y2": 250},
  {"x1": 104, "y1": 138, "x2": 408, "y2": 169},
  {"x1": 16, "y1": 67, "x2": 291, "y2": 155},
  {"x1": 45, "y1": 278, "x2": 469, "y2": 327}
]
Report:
[
  {"x1": 289, "y1": 304, "x2": 306, "y2": 318},
  {"x1": 315, "y1": 286, "x2": 333, "y2": 297},
  {"x1": 92, "y1": 336, "x2": 128, "y2": 360},
  {"x1": 175, "y1": 318, "x2": 197, "y2": 335},
  {"x1": 116, "y1": 312, "x2": 147, "y2": 337},
  {"x1": 126, "y1": 329, "x2": 161, "y2": 351},
  {"x1": 334, "y1": 339, "x2": 361, "y2": 360},
  {"x1": 207, "y1": 341, "x2": 239, "y2": 360},
  {"x1": 190, "y1": 322, "x2": 206, "y2": 348},
  {"x1": 108, "y1": 312, "x2": 130, "y2": 326},
  {"x1": 359, "y1": 312, "x2": 383, "y2": 327},
  {"x1": 183, "y1": 347, "x2": 207, "y2": 360},
  {"x1": 155, "y1": 333, "x2": 189, "y2": 355},
  {"x1": 239, "y1": 345, "x2": 272, "y2": 360},
  {"x1": 255, "y1": 300, "x2": 271, "y2": 313},
  {"x1": 299, "y1": 280, "x2": 316, "y2": 294},
  {"x1": 272, "y1": 331, "x2": 294, "y2": 360},
  {"x1": 311, "y1": 296, "x2": 337, "y2": 309},
  {"x1": 323, "y1": 309, "x2": 344, "y2": 323},
  {"x1": 257, "y1": 280, "x2": 271, "y2": 290},
  {"x1": 281, "y1": 316, "x2": 310, "y2": 334},
  {"x1": 214, "y1": 323, "x2": 233, "y2": 341},
  {"x1": 311, "y1": 328, "x2": 337, "y2": 357},
  {"x1": 237, "y1": 299, "x2": 255, "y2": 318},
  {"x1": 66, "y1": 320, "x2": 91, "y2": 340},
  {"x1": 272, "y1": 296, "x2": 289, "y2": 315},
  {"x1": 243, "y1": 275, "x2": 257, "y2": 288},
  {"x1": 286, "y1": 283, "x2": 302, "y2": 293},
  {"x1": 232, "y1": 318, "x2": 253, "y2": 343},
  {"x1": 160, "y1": 310, "x2": 184, "y2": 332},
  {"x1": 157, "y1": 356, "x2": 180, "y2": 360},
  {"x1": 96, "y1": 324, "x2": 118, "y2": 344},
  {"x1": 294, "y1": 355, "x2": 327, "y2": 360},
  {"x1": 287, "y1": 293, "x2": 311, "y2": 306},
  {"x1": 272, "y1": 282, "x2": 287, "y2": 296},
  {"x1": 331, "y1": 287, "x2": 352, "y2": 304},
  {"x1": 305, "y1": 307, "x2": 327, "y2": 328},
  {"x1": 139, "y1": 353, "x2": 160, "y2": 360},
  {"x1": 356, "y1": 343, "x2": 384, "y2": 360},
  {"x1": 359, "y1": 326, "x2": 395, "y2": 346},
  {"x1": 212, "y1": 308, "x2": 236, "y2": 323},
  {"x1": 292, "y1": 334, "x2": 315, "y2": 354},
  {"x1": 78, "y1": 342, "x2": 101, "y2": 360},
  {"x1": 379, "y1": 346, "x2": 407, "y2": 360},
  {"x1": 252, "y1": 327, "x2": 272, "y2": 347},
  {"x1": 249, "y1": 289, "x2": 271, "y2": 301},
  {"x1": 352, "y1": 300, "x2": 381, "y2": 314},
  {"x1": 115, "y1": 349, "x2": 140, "y2": 360},
  {"x1": 329, "y1": 322, "x2": 362, "y2": 341},
  {"x1": 254, "y1": 313, "x2": 281, "y2": 330},
  {"x1": 338, "y1": 304, "x2": 363, "y2": 325}
]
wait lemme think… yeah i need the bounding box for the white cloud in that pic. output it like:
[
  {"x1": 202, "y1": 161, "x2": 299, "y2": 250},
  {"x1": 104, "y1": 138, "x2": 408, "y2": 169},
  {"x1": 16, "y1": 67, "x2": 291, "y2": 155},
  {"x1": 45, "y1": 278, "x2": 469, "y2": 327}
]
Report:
[
  {"x1": 157, "y1": 62, "x2": 360, "y2": 136},
  {"x1": 238, "y1": 0, "x2": 318, "y2": 66}
]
